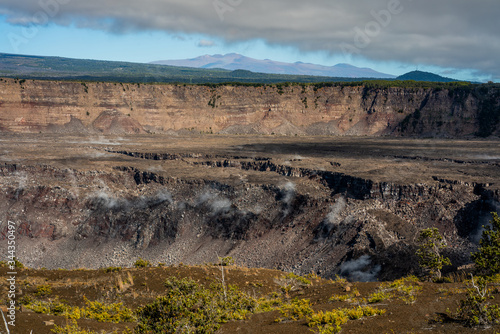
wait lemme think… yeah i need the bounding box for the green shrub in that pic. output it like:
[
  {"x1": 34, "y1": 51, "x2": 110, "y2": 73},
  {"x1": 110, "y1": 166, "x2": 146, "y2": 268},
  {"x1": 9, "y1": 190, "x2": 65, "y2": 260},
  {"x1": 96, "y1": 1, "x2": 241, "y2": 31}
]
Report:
[
  {"x1": 51, "y1": 320, "x2": 98, "y2": 334},
  {"x1": 433, "y1": 276, "x2": 453, "y2": 284},
  {"x1": 307, "y1": 309, "x2": 348, "y2": 334},
  {"x1": 218, "y1": 256, "x2": 235, "y2": 266},
  {"x1": 82, "y1": 297, "x2": 135, "y2": 323},
  {"x1": 13, "y1": 257, "x2": 24, "y2": 268},
  {"x1": 307, "y1": 306, "x2": 385, "y2": 334},
  {"x1": 24, "y1": 297, "x2": 134, "y2": 323},
  {"x1": 277, "y1": 273, "x2": 312, "y2": 296},
  {"x1": 330, "y1": 275, "x2": 347, "y2": 285},
  {"x1": 275, "y1": 298, "x2": 314, "y2": 322},
  {"x1": 284, "y1": 273, "x2": 312, "y2": 286},
  {"x1": 345, "y1": 306, "x2": 385, "y2": 320},
  {"x1": 104, "y1": 266, "x2": 122, "y2": 273},
  {"x1": 135, "y1": 277, "x2": 257, "y2": 333},
  {"x1": 329, "y1": 289, "x2": 361, "y2": 303},
  {"x1": 134, "y1": 258, "x2": 151, "y2": 268},
  {"x1": 26, "y1": 299, "x2": 71, "y2": 316},
  {"x1": 35, "y1": 284, "x2": 52, "y2": 297},
  {"x1": 255, "y1": 296, "x2": 283, "y2": 313},
  {"x1": 367, "y1": 290, "x2": 393, "y2": 304},
  {"x1": 472, "y1": 212, "x2": 500, "y2": 275},
  {"x1": 274, "y1": 295, "x2": 385, "y2": 334},
  {"x1": 368, "y1": 276, "x2": 422, "y2": 305},
  {"x1": 416, "y1": 228, "x2": 451, "y2": 279},
  {"x1": 455, "y1": 275, "x2": 500, "y2": 327}
]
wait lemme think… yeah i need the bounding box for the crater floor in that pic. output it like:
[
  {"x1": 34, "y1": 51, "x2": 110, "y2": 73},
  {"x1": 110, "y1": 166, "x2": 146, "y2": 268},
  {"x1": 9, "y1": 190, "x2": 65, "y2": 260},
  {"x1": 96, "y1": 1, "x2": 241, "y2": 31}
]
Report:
[{"x1": 0, "y1": 133, "x2": 499, "y2": 280}]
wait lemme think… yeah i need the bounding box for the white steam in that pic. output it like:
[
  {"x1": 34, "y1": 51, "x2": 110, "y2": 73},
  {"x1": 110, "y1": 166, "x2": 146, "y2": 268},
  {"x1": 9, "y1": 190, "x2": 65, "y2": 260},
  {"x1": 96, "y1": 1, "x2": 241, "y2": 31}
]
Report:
[
  {"x1": 89, "y1": 188, "x2": 173, "y2": 210},
  {"x1": 326, "y1": 197, "x2": 346, "y2": 225},
  {"x1": 210, "y1": 198, "x2": 232, "y2": 214},
  {"x1": 280, "y1": 181, "x2": 296, "y2": 216},
  {"x1": 13, "y1": 171, "x2": 28, "y2": 190},
  {"x1": 139, "y1": 189, "x2": 174, "y2": 208},
  {"x1": 340, "y1": 255, "x2": 381, "y2": 282},
  {"x1": 194, "y1": 190, "x2": 233, "y2": 215},
  {"x1": 93, "y1": 190, "x2": 125, "y2": 209},
  {"x1": 471, "y1": 202, "x2": 500, "y2": 244}
]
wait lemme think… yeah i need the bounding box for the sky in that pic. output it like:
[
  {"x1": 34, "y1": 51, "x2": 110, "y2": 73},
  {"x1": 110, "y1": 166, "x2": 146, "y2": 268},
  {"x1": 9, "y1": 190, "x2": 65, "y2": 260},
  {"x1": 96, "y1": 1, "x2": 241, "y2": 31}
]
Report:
[{"x1": 0, "y1": 0, "x2": 498, "y2": 82}]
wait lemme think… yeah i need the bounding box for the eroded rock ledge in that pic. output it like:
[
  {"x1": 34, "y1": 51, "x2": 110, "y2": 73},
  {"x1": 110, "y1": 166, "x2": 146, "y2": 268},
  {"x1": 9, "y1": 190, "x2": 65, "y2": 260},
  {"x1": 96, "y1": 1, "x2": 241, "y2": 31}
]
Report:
[{"x1": 1, "y1": 78, "x2": 498, "y2": 137}]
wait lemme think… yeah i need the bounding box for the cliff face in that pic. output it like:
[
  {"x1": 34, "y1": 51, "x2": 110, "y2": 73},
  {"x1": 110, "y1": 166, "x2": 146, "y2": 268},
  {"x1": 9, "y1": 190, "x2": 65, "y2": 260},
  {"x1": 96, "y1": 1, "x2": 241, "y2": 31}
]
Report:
[{"x1": 1, "y1": 78, "x2": 498, "y2": 136}]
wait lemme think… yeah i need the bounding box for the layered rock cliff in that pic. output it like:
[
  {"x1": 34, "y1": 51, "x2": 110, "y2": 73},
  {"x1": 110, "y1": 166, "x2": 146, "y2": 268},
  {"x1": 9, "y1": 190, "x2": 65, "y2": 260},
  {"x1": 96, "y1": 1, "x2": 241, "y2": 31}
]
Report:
[{"x1": 0, "y1": 78, "x2": 498, "y2": 137}]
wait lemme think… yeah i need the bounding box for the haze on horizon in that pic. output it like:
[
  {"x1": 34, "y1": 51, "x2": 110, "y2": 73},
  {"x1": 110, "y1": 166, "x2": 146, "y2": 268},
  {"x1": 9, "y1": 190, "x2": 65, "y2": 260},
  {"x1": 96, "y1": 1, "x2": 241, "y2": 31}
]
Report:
[{"x1": 0, "y1": 0, "x2": 498, "y2": 82}]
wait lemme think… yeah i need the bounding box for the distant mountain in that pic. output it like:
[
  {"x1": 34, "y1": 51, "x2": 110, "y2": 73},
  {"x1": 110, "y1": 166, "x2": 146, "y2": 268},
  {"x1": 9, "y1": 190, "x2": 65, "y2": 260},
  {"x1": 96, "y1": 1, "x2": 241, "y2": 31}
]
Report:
[
  {"x1": 396, "y1": 70, "x2": 458, "y2": 82},
  {"x1": 0, "y1": 53, "x2": 389, "y2": 84},
  {"x1": 151, "y1": 53, "x2": 395, "y2": 79}
]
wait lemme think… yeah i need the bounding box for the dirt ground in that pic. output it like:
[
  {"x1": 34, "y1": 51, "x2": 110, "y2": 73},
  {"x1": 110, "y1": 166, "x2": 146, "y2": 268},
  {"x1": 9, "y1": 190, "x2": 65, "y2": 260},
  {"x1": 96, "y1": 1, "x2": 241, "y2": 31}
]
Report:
[
  {"x1": 2, "y1": 264, "x2": 499, "y2": 334},
  {"x1": 1, "y1": 133, "x2": 499, "y2": 187}
]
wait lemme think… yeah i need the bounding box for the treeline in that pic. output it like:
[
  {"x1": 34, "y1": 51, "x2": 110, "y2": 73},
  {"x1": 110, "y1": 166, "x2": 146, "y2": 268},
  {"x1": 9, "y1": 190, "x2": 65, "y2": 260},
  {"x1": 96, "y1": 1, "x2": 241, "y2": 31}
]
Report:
[{"x1": 193, "y1": 80, "x2": 486, "y2": 90}]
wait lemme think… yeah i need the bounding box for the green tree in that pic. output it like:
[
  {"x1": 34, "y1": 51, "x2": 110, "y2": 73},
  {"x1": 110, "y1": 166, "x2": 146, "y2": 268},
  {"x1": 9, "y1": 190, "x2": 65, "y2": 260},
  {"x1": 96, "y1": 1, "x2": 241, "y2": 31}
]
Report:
[
  {"x1": 416, "y1": 228, "x2": 451, "y2": 279},
  {"x1": 455, "y1": 274, "x2": 500, "y2": 326},
  {"x1": 471, "y1": 212, "x2": 500, "y2": 275}
]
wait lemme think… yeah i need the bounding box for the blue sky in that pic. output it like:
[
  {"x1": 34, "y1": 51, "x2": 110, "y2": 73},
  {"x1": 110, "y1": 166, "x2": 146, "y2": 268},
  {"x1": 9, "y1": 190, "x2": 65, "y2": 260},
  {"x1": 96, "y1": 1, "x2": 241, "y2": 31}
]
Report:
[{"x1": 0, "y1": 0, "x2": 497, "y2": 82}]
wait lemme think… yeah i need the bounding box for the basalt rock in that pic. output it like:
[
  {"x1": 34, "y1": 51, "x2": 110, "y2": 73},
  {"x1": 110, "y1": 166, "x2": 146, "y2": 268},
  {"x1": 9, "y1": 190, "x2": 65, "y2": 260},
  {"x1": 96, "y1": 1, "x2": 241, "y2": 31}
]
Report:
[{"x1": 0, "y1": 159, "x2": 492, "y2": 281}]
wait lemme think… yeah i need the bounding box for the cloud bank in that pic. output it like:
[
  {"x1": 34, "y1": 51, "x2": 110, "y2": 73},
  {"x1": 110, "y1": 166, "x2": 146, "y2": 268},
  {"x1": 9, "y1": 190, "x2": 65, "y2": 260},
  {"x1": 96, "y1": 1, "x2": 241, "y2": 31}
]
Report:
[{"x1": 1, "y1": 0, "x2": 498, "y2": 79}]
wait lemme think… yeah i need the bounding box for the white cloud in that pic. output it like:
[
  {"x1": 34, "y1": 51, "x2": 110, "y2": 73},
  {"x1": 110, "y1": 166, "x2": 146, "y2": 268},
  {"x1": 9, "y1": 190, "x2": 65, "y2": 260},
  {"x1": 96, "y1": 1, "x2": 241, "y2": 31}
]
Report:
[
  {"x1": 1, "y1": 0, "x2": 498, "y2": 78},
  {"x1": 198, "y1": 39, "x2": 215, "y2": 47}
]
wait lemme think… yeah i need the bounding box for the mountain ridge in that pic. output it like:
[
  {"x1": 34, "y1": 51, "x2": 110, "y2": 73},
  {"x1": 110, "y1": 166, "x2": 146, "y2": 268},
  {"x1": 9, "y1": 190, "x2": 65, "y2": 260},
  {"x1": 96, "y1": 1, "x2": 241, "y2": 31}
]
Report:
[
  {"x1": 0, "y1": 52, "x2": 468, "y2": 84},
  {"x1": 0, "y1": 52, "x2": 393, "y2": 84},
  {"x1": 151, "y1": 53, "x2": 396, "y2": 78},
  {"x1": 396, "y1": 70, "x2": 458, "y2": 82}
]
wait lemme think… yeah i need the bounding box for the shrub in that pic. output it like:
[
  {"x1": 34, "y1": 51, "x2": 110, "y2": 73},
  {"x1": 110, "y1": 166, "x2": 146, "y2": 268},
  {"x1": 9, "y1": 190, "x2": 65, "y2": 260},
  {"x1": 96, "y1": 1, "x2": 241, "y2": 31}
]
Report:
[
  {"x1": 416, "y1": 228, "x2": 451, "y2": 279},
  {"x1": 82, "y1": 297, "x2": 135, "y2": 323},
  {"x1": 51, "y1": 320, "x2": 98, "y2": 334},
  {"x1": 307, "y1": 309, "x2": 348, "y2": 334},
  {"x1": 276, "y1": 273, "x2": 312, "y2": 297},
  {"x1": 218, "y1": 256, "x2": 235, "y2": 266},
  {"x1": 455, "y1": 275, "x2": 500, "y2": 327},
  {"x1": 135, "y1": 277, "x2": 257, "y2": 333},
  {"x1": 13, "y1": 257, "x2": 24, "y2": 268},
  {"x1": 345, "y1": 306, "x2": 385, "y2": 320},
  {"x1": 330, "y1": 275, "x2": 347, "y2": 285},
  {"x1": 35, "y1": 284, "x2": 52, "y2": 297},
  {"x1": 104, "y1": 266, "x2": 122, "y2": 273},
  {"x1": 306, "y1": 272, "x2": 320, "y2": 280},
  {"x1": 24, "y1": 297, "x2": 134, "y2": 323},
  {"x1": 368, "y1": 276, "x2": 422, "y2": 305},
  {"x1": 433, "y1": 276, "x2": 453, "y2": 284},
  {"x1": 276, "y1": 298, "x2": 314, "y2": 322},
  {"x1": 329, "y1": 289, "x2": 361, "y2": 303},
  {"x1": 367, "y1": 290, "x2": 393, "y2": 304},
  {"x1": 284, "y1": 272, "x2": 312, "y2": 286},
  {"x1": 134, "y1": 258, "x2": 151, "y2": 268},
  {"x1": 26, "y1": 299, "x2": 71, "y2": 316},
  {"x1": 307, "y1": 306, "x2": 385, "y2": 334},
  {"x1": 472, "y1": 212, "x2": 500, "y2": 275},
  {"x1": 255, "y1": 295, "x2": 283, "y2": 313}
]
